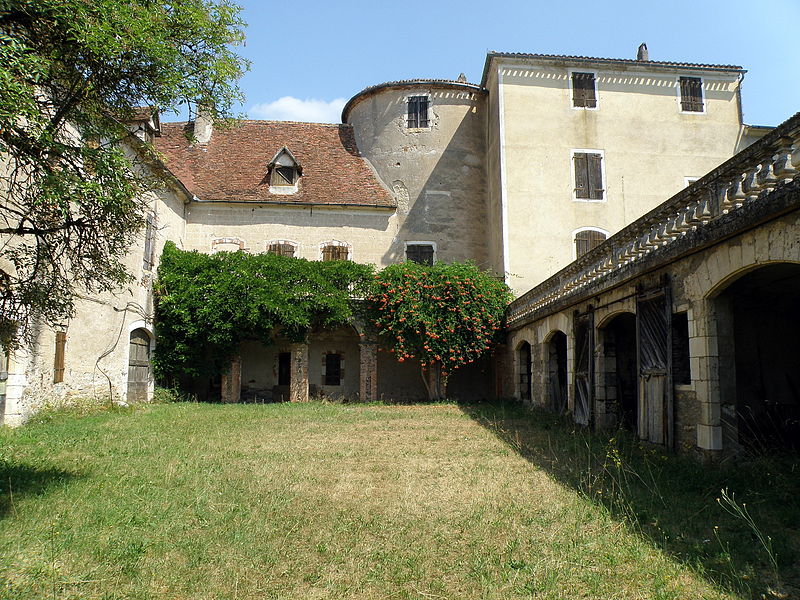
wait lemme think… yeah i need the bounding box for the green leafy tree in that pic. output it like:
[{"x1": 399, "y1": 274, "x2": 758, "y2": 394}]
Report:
[
  {"x1": 0, "y1": 0, "x2": 248, "y2": 341},
  {"x1": 369, "y1": 262, "x2": 513, "y2": 400},
  {"x1": 153, "y1": 242, "x2": 374, "y2": 385}
]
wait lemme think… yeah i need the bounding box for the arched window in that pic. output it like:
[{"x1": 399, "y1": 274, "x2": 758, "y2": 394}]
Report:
[
  {"x1": 267, "y1": 240, "x2": 298, "y2": 258},
  {"x1": 574, "y1": 228, "x2": 607, "y2": 258},
  {"x1": 320, "y1": 241, "x2": 351, "y2": 261}
]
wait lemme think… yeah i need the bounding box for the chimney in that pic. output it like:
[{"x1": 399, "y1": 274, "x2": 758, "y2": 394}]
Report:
[
  {"x1": 637, "y1": 43, "x2": 649, "y2": 61},
  {"x1": 456, "y1": 72, "x2": 467, "y2": 83},
  {"x1": 193, "y1": 102, "x2": 213, "y2": 145}
]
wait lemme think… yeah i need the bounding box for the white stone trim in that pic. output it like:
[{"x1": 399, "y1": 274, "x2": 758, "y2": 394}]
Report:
[
  {"x1": 403, "y1": 92, "x2": 432, "y2": 131},
  {"x1": 570, "y1": 226, "x2": 610, "y2": 260}
]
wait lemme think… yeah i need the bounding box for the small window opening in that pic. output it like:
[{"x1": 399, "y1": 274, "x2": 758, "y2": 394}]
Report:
[
  {"x1": 572, "y1": 72, "x2": 597, "y2": 108},
  {"x1": 406, "y1": 244, "x2": 434, "y2": 265},
  {"x1": 142, "y1": 212, "x2": 156, "y2": 270},
  {"x1": 672, "y1": 312, "x2": 691, "y2": 385},
  {"x1": 324, "y1": 353, "x2": 342, "y2": 386},
  {"x1": 679, "y1": 77, "x2": 704, "y2": 112},
  {"x1": 407, "y1": 96, "x2": 429, "y2": 128}
]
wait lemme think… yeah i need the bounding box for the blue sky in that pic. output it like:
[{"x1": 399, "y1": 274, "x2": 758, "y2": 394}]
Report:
[{"x1": 231, "y1": 0, "x2": 799, "y2": 127}]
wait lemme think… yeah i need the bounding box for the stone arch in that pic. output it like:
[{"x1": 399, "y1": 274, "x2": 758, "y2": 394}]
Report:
[
  {"x1": 596, "y1": 312, "x2": 638, "y2": 432},
  {"x1": 544, "y1": 330, "x2": 568, "y2": 413},
  {"x1": 515, "y1": 339, "x2": 532, "y2": 401},
  {"x1": 704, "y1": 259, "x2": 800, "y2": 300},
  {"x1": 709, "y1": 262, "x2": 800, "y2": 452}
]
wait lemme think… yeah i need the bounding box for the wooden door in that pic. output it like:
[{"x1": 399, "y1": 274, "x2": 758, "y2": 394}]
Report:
[
  {"x1": 636, "y1": 280, "x2": 674, "y2": 447},
  {"x1": 127, "y1": 329, "x2": 151, "y2": 403},
  {"x1": 573, "y1": 308, "x2": 594, "y2": 426}
]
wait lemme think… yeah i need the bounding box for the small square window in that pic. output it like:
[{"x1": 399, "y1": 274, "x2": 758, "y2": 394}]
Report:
[
  {"x1": 573, "y1": 152, "x2": 604, "y2": 200},
  {"x1": 679, "y1": 77, "x2": 704, "y2": 112},
  {"x1": 406, "y1": 243, "x2": 434, "y2": 265},
  {"x1": 407, "y1": 96, "x2": 429, "y2": 128},
  {"x1": 572, "y1": 72, "x2": 597, "y2": 108}
]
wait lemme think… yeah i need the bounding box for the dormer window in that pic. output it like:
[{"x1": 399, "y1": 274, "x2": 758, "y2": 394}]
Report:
[{"x1": 268, "y1": 147, "x2": 302, "y2": 195}]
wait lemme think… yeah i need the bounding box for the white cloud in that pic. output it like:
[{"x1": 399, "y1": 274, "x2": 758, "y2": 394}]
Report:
[{"x1": 247, "y1": 96, "x2": 347, "y2": 123}]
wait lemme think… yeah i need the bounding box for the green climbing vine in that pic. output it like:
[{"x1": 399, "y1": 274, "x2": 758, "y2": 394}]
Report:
[{"x1": 152, "y1": 242, "x2": 374, "y2": 383}]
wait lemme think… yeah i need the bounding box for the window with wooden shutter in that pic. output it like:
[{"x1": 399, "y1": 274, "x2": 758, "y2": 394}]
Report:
[
  {"x1": 575, "y1": 230, "x2": 607, "y2": 258},
  {"x1": 321, "y1": 243, "x2": 349, "y2": 261},
  {"x1": 573, "y1": 152, "x2": 604, "y2": 200},
  {"x1": 407, "y1": 96, "x2": 429, "y2": 128},
  {"x1": 54, "y1": 331, "x2": 66, "y2": 383},
  {"x1": 679, "y1": 77, "x2": 703, "y2": 112},
  {"x1": 271, "y1": 165, "x2": 297, "y2": 186},
  {"x1": 268, "y1": 242, "x2": 296, "y2": 257},
  {"x1": 142, "y1": 212, "x2": 155, "y2": 270},
  {"x1": 572, "y1": 72, "x2": 597, "y2": 108},
  {"x1": 406, "y1": 244, "x2": 434, "y2": 265}
]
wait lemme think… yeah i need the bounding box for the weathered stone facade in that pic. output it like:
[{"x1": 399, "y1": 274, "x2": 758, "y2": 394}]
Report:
[{"x1": 2, "y1": 49, "x2": 789, "y2": 428}]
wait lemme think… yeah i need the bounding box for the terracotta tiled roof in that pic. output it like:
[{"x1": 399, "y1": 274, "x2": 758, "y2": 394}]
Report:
[{"x1": 154, "y1": 121, "x2": 395, "y2": 208}]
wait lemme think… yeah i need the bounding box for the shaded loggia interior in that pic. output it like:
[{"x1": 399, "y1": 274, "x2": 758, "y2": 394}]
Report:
[
  {"x1": 601, "y1": 313, "x2": 638, "y2": 432},
  {"x1": 547, "y1": 332, "x2": 567, "y2": 413},
  {"x1": 715, "y1": 263, "x2": 800, "y2": 451}
]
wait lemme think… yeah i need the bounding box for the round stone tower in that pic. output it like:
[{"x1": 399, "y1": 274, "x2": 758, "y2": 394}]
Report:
[{"x1": 342, "y1": 79, "x2": 489, "y2": 267}]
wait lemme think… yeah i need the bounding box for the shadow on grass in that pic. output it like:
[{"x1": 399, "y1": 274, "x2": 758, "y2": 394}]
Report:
[
  {"x1": 0, "y1": 461, "x2": 80, "y2": 519},
  {"x1": 459, "y1": 399, "x2": 800, "y2": 600}
]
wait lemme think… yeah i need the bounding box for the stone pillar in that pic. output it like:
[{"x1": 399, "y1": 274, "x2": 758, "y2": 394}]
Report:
[
  {"x1": 221, "y1": 354, "x2": 241, "y2": 403},
  {"x1": 359, "y1": 337, "x2": 378, "y2": 403},
  {"x1": 289, "y1": 342, "x2": 309, "y2": 403}
]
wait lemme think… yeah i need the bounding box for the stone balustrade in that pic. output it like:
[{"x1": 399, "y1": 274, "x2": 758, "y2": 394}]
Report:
[{"x1": 508, "y1": 112, "x2": 800, "y2": 326}]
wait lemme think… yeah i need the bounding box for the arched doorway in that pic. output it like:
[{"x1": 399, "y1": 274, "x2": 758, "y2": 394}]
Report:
[
  {"x1": 713, "y1": 263, "x2": 800, "y2": 452},
  {"x1": 517, "y1": 341, "x2": 532, "y2": 401},
  {"x1": 599, "y1": 313, "x2": 637, "y2": 432},
  {"x1": 546, "y1": 331, "x2": 567, "y2": 413},
  {"x1": 127, "y1": 328, "x2": 152, "y2": 403}
]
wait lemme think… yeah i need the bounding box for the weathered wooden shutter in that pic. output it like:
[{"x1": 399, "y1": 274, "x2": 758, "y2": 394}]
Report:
[
  {"x1": 407, "y1": 96, "x2": 429, "y2": 128},
  {"x1": 573, "y1": 308, "x2": 594, "y2": 425},
  {"x1": 575, "y1": 231, "x2": 590, "y2": 258},
  {"x1": 127, "y1": 329, "x2": 151, "y2": 403},
  {"x1": 53, "y1": 331, "x2": 66, "y2": 383},
  {"x1": 589, "y1": 229, "x2": 606, "y2": 250},
  {"x1": 588, "y1": 153, "x2": 604, "y2": 199},
  {"x1": 680, "y1": 77, "x2": 703, "y2": 112},
  {"x1": 418, "y1": 97, "x2": 429, "y2": 127},
  {"x1": 322, "y1": 245, "x2": 334, "y2": 261},
  {"x1": 572, "y1": 72, "x2": 596, "y2": 108},
  {"x1": 269, "y1": 243, "x2": 295, "y2": 257},
  {"x1": 142, "y1": 213, "x2": 155, "y2": 270},
  {"x1": 636, "y1": 279, "x2": 674, "y2": 447},
  {"x1": 574, "y1": 153, "x2": 589, "y2": 198}
]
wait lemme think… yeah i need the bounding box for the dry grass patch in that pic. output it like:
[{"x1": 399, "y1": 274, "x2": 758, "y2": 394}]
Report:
[{"x1": 0, "y1": 401, "x2": 770, "y2": 599}]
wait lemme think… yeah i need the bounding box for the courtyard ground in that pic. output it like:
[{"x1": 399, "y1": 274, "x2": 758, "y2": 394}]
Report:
[{"x1": 0, "y1": 400, "x2": 797, "y2": 599}]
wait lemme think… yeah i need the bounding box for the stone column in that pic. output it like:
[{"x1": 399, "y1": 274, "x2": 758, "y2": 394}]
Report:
[
  {"x1": 359, "y1": 337, "x2": 378, "y2": 403},
  {"x1": 221, "y1": 354, "x2": 241, "y2": 403},
  {"x1": 289, "y1": 341, "x2": 309, "y2": 403}
]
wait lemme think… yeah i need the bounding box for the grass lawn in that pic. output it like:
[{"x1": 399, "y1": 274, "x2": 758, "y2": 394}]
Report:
[{"x1": 0, "y1": 400, "x2": 797, "y2": 599}]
